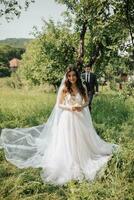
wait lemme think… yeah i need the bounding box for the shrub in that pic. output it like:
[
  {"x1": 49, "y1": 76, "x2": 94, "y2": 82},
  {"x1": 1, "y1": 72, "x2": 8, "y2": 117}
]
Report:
[{"x1": 0, "y1": 66, "x2": 11, "y2": 77}]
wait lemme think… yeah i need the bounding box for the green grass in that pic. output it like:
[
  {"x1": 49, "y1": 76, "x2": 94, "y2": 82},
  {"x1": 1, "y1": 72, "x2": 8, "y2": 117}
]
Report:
[
  {"x1": 0, "y1": 88, "x2": 56, "y2": 128},
  {"x1": 0, "y1": 86, "x2": 134, "y2": 200}
]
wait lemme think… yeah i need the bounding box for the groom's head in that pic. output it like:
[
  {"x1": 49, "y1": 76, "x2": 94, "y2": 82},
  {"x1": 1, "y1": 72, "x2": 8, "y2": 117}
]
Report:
[{"x1": 84, "y1": 64, "x2": 92, "y2": 73}]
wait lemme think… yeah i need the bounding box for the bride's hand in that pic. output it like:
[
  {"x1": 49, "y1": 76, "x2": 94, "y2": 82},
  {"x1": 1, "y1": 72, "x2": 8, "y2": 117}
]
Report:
[
  {"x1": 75, "y1": 107, "x2": 82, "y2": 112},
  {"x1": 70, "y1": 106, "x2": 77, "y2": 111},
  {"x1": 73, "y1": 105, "x2": 82, "y2": 112}
]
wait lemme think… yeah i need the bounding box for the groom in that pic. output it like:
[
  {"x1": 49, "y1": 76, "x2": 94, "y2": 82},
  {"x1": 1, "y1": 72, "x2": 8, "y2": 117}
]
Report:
[{"x1": 81, "y1": 64, "x2": 99, "y2": 112}]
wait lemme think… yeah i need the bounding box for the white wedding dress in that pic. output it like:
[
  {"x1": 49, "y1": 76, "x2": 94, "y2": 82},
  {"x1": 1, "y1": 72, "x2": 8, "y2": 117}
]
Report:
[{"x1": 0, "y1": 90, "x2": 118, "y2": 186}]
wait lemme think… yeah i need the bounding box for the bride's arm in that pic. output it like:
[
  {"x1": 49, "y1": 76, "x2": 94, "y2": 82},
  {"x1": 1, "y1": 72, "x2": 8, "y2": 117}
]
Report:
[{"x1": 58, "y1": 103, "x2": 72, "y2": 111}]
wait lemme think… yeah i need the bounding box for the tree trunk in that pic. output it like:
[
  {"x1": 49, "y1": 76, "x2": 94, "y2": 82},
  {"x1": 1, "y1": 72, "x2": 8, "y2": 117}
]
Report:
[
  {"x1": 77, "y1": 20, "x2": 88, "y2": 72},
  {"x1": 124, "y1": 0, "x2": 134, "y2": 48},
  {"x1": 124, "y1": 0, "x2": 134, "y2": 59},
  {"x1": 88, "y1": 42, "x2": 103, "y2": 67}
]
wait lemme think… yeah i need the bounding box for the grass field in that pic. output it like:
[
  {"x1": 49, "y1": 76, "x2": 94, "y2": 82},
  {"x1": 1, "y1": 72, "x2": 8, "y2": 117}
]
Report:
[{"x1": 0, "y1": 85, "x2": 134, "y2": 200}]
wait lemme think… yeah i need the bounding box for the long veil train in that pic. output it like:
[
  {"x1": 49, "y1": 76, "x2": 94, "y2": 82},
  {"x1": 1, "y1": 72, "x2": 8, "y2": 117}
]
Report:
[{"x1": 0, "y1": 76, "x2": 65, "y2": 168}]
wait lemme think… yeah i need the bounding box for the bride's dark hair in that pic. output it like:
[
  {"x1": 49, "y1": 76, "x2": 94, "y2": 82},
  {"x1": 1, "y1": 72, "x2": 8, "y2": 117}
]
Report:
[{"x1": 64, "y1": 64, "x2": 86, "y2": 97}]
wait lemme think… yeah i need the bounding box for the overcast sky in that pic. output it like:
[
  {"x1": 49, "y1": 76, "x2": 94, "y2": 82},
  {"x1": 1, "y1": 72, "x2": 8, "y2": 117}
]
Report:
[{"x1": 0, "y1": 0, "x2": 66, "y2": 40}]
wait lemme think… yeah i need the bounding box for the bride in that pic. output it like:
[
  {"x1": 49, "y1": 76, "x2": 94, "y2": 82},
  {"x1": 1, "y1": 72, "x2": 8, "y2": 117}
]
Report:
[{"x1": 0, "y1": 65, "x2": 118, "y2": 186}]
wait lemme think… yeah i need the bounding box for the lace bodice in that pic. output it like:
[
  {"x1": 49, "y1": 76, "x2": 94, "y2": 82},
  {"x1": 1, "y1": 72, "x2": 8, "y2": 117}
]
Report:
[{"x1": 64, "y1": 92, "x2": 83, "y2": 106}]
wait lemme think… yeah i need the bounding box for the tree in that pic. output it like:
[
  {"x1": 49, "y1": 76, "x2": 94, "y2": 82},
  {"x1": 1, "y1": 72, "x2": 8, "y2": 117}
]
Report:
[
  {"x1": 0, "y1": 0, "x2": 35, "y2": 21},
  {"x1": 56, "y1": 0, "x2": 134, "y2": 73},
  {"x1": 19, "y1": 20, "x2": 77, "y2": 88},
  {"x1": 19, "y1": 1, "x2": 134, "y2": 87}
]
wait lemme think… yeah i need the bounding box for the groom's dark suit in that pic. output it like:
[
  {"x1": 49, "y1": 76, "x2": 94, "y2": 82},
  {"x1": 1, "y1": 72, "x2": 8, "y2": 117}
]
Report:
[{"x1": 81, "y1": 72, "x2": 98, "y2": 111}]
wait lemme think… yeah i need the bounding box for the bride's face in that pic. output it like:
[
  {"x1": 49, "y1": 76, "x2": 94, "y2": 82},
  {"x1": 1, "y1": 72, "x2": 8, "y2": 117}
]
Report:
[{"x1": 67, "y1": 71, "x2": 77, "y2": 84}]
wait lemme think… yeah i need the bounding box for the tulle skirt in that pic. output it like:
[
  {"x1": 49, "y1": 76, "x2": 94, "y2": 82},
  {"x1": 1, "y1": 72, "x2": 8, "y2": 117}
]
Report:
[{"x1": 0, "y1": 107, "x2": 118, "y2": 185}]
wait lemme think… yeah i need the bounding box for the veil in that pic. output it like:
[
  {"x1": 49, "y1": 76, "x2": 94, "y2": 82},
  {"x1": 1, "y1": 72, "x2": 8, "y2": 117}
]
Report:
[{"x1": 0, "y1": 75, "x2": 66, "y2": 168}]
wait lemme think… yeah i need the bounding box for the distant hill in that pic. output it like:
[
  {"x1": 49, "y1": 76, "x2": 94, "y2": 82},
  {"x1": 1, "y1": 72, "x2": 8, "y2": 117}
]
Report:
[{"x1": 0, "y1": 38, "x2": 33, "y2": 48}]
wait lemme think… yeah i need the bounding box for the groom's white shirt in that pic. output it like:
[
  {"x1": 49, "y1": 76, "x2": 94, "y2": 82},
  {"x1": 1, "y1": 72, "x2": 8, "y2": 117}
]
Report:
[{"x1": 85, "y1": 72, "x2": 90, "y2": 82}]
